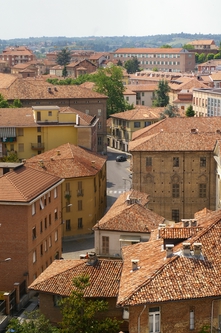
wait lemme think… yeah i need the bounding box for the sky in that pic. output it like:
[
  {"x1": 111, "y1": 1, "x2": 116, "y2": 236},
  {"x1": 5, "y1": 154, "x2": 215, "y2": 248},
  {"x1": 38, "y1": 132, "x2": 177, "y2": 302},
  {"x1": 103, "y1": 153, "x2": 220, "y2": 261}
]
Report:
[{"x1": 0, "y1": 0, "x2": 220, "y2": 40}]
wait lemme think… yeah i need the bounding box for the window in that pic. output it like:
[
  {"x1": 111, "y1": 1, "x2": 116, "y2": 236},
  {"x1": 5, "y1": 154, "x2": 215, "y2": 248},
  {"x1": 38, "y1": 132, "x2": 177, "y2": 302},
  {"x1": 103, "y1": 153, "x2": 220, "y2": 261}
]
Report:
[
  {"x1": 172, "y1": 184, "x2": 180, "y2": 198},
  {"x1": 39, "y1": 198, "x2": 44, "y2": 210},
  {"x1": 40, "y1": 244, "x2": 43, "y2": 256},
  {"x1": 32, "y1": 227, "x2": 36, "y2": 240},
  {"x1": 78, "y1": 218, "x2": 83, "y2": 229},
  {"x1": 40, "y1": 221, "x2": 43, "y2": 233},
  {"x1": 55, "y1": 230, "x2": 58, "y2": 242},
  {"x1": 66, "y1": 219, "x2": 71, "y2": 231},
  {"x1": 18, "y1": 143, "x2": 24, "y2": 152},
  {"x1": 149, "y1": 307, "x2": 160, "y2": 333},
  {"x1": 190, "y1": 308, "x2": 194, "y2": 330},
  {"x1": 48, "y1": 111, "x2": 52, "y2": 116},
  {"x1": 44, "y1": 217, "x2": 47, "y2": 229},
  {"x1": 49, "y1": 214, "x2": 51, "y2": 225},
  {"x1": 37, "y1": 127, "x2": 41, "y2": 132},
  {"x1": 200, "y1": 157, "x2": 206, "y2": 167},
  {"x1": 49, "y1": 236, "x2": 52, "y2": 248},
  {"x1": 54, "y1": 187, "x2": 57, "y2": 198},
  {"x1": 54, "y1": 209, "x2": 58, "y2": 220},
  {"x1": 134, "y1": 121, "x2": 140, "y2": 128},
  {"x1": 48, "y1": 191, "x2": 51, "y2": 203},
  {"x1": 32, "y1": 202, "x2": 36, "y2": 215},
  {"x1": 98, "y1": 109, "x2": 102, "y2": 116},
  {"x1": 98, "y1": 137, "x2": 102, "y2": 145},
  {"x1": 102, "y1": 236, "x2": 109, "y2": 255},
  {"x1": 173, "y1": 157, "x2": 179, "y2": 167},
  {"x1": 78, "y1": 200, "x2": 82, "y2": 211},
  {"x1": 44, "y1": 195, "x2": 47, "y2": 206},
  {"x1": 98, "y1": 122, "x2": 101, "y2": 129},
  {"x1": 199, "y1": 184, "x2": 206, "y2": 198},
  {"x1": 146, "y1": 157, "x2": 152, "y2": 167},
  {"x1": 44, "y1": 240, "x2": 47, "y2": 252},
  {"x1": 33, "y1": 250, "x2": 37, "y2": 263},
  {"x1": 172, "y1": 209, "x2": 180, "y2": 222},
  {"x1": 18, "y1": 128, "x2": 24, "y2": 136},
  {"x1": 53, "y1": 295, "x2": 62, "y2": 307}
]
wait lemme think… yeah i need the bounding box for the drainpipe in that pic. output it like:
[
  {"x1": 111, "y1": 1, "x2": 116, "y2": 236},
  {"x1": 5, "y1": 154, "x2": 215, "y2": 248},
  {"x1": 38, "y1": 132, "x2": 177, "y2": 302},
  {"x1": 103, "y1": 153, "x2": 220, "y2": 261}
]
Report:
[{"x1": 138, "y1": 304, "x2": 146, "y2": 333}]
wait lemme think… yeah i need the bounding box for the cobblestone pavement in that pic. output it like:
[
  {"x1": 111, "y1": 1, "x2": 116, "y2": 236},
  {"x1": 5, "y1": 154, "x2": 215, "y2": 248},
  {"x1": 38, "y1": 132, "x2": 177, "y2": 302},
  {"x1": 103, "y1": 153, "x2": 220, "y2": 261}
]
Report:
[{"x1": 62, "y1": 234, "x2": 95, "y2": 259}]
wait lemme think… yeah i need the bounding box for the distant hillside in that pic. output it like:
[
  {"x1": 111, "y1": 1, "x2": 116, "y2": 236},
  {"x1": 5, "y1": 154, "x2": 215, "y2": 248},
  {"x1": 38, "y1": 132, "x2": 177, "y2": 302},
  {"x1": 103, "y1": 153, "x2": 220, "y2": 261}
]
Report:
[{"x1": 0, "y1": 33, "x2": 221, "y2": 53}]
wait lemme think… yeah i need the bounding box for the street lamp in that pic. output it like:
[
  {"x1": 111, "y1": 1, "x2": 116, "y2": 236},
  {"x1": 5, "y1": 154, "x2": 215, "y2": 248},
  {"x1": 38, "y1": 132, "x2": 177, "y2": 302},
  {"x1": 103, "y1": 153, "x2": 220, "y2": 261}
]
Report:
[
  {"x1": 123, "y1": 178, "x2": 132, "y2": 191},
  {"x1": 0, "y1": 257, "x2": 11, "y2": 262},
  {"x1": 60, "y1": 203, "x2": 72, "y2": 224}
]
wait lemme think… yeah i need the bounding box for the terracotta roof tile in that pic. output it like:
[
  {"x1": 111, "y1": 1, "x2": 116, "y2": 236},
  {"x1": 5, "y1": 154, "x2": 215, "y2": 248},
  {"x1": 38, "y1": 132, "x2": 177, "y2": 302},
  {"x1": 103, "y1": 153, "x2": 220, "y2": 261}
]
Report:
[
  {"x1": 110, "y1": 106, "x2": 164, "y2": 121},
  {"x1": 0, "y1": 165, "x2": 62, "y2": 202},
  {"x1": 29, "y1": 258, "x2": 122, "y2": 298},
  {"x1": 0, "y1": 75, "x2": 107, "y2": 100},
  {"x1": 94, "y1": 190, "x2": 165, "y2": 233},
  {"x1": 25, "y1": 143, "x2": 106, "y2": 178},
  {"x1": 117, "y1": 209, "x2": 221, "y2": 306}
]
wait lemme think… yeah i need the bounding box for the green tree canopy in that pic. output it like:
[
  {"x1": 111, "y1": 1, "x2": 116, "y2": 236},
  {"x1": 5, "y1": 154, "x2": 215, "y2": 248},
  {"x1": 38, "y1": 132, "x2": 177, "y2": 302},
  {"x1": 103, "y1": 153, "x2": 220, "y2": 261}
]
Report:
[
  {"x1": 6, "y1": 310, "x2": 59, "y2": 333},
  {"x1": 59, "y1": 275, "x2": 121, "y2": 333},
  {"x1": 62, "y1": 65, "x2": 68, "y2": 78},
  {"x1": 160, "y1": 44, "x2": 172, "y2": 48},
  {"x1": 206, "y1": 53, "x2": 214, "y2": 61},
  {"x1": 159, "y1": 105, "x2": 180, "y2": 119},
  {"x1": 185, "y1": 105, "x2": 195, "y2": 117},
  {"x1": 198, "y1": 53, "x2": 206, "y2": 64},
  {"x1": 0, "y1": 93, "x2": 9, "y2": 108},
  {"x1": 0, "y1": 94, "x2": 22, "y2": 108},
  {"x1": 183, "y1": 44, "x2": 194, "y2": 50},
  {"x1": 152, "y1": 80, "x2": 170, "y2": 107},
  {"x1": 93, "y1": 65, "x2": 128, "y2": 117},
  {"x1": 124, "y1": 57, "x2": 140, "y2": 74},
  {"x1": 56, "y1": 48, "x2": 71, "y2": 66},
  {"x1": 214, "y1": 53, "x2": 221, "y2": 59}
]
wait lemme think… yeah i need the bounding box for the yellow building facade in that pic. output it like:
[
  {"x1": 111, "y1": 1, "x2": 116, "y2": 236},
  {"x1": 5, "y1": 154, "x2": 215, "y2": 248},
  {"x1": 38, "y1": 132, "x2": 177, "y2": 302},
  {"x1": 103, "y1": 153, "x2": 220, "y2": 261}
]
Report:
[
  {"x1": 25, "y1": 143, "x2": 107, "y2": 238},
  {"x1": 0, "y1": 106, "x2": 98, "y2": 160}
]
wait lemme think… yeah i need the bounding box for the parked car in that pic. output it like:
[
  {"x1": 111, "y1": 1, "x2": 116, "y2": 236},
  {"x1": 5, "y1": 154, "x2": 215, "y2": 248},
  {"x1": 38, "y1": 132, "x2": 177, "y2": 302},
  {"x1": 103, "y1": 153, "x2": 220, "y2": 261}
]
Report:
[{"x1": 116, "y1": 155, "x2": 127, "y2": 162}]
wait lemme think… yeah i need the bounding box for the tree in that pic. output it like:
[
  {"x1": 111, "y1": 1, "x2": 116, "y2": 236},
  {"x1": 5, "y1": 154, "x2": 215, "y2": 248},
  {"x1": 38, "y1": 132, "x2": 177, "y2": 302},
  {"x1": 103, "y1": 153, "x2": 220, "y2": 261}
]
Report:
[
  {"x1": 6, "y1": 310, "x2": 60, "y2": 333},
  {"x1": 152, "y1": 80, "x2": 170, "y2": 107},
  {"x1": 160, "y1": 44, "x2": 172, "y2": 48},
  {"x1": 206, "y1": 53, "x2": 214, "y2": 61},
  {"x1": 185, "y1": 105, "x2": 195, "y2": 117},
  {"x1": 93, "y1": 65, "x2": 127, "y2": 117},
  {"x1": 2, "y1": 151, "x2": 19, "y2": 162},
  {"x1": 11, "y1": 99, "x2": 22, "y2": 108},
  {"x1": 59, "y1": 275, "x2": 121, "y2": 333},
  {"x1": 159, "y1": 105, "x2": 180, "y2": 119},
  {"x1": 183, "y1": 44, "x2": 194, "y2": 50},
  {"x1": 214, "y1": 53, "x2": 221, "y2": 59},
  {"x1": 198, "y1": 53, "x2": 206, "y2": 64},
  {"x1": 0, "y1": 93, "x2": 9, "y2": 108},
  {"x1": 62, "y1": 66, "x2": 68, "y2": 78},
  {"x1": 56, "y1": 48, "x2": 71, "y2": 66},
  {"x1": 124, "y1": 57, "x2": 140, "y2": 74},
  {"x1": 117, "y1": 59, "x2": 123, "y2": 66}
]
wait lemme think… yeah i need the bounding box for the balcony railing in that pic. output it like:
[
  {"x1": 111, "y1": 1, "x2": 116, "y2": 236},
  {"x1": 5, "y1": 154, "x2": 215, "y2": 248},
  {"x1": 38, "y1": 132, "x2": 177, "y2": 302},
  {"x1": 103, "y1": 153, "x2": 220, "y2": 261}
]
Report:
[{"x1": 31, "y1": 143, "x2": 45, "y2": 150}]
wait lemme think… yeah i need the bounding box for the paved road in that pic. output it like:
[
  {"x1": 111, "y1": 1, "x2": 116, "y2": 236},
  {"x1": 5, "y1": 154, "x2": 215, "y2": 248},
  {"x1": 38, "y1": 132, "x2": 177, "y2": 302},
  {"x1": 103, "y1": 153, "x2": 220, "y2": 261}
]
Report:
[
  {"x1": 62, "y1": 234, "x2": 94, "y2": 259},
  {"x1": 62, "y1": 147, "x2": 131, "y2": 259}
]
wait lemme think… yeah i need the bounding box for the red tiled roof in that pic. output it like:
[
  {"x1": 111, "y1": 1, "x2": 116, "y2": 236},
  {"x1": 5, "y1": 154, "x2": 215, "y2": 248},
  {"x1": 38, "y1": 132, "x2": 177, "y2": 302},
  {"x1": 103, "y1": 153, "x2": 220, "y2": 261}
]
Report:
[
  {"x1": 94, "y1": 190, "x2": 164, "y2": 233},
  {"x1": 0, "y1": 165, "x2": 62, "y2": 202},
  {"x1": 25, "y1": 143, "x2": 106, "y2": 178},
  {"x1": 115, "y1": 48, "x2": 183, "y2": 54},
  {"x1": 117, "y1": 209, "x2": 221, "y2": 306},
  {"x1": 110, "y1": 106, "x2": 164, "y2": 121},
  {"x1": 29, "y1": 258, "x2": 122, "y2": 298},
  {"x1": 0, "y1": 75, "x2": 107, "y2": 100}
]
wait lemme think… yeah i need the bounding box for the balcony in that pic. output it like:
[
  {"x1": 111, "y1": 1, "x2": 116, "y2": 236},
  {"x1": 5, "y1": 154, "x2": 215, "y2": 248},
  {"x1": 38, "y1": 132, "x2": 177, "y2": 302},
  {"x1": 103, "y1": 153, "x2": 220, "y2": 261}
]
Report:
[
  {"x1": 77, "y1": 189, "x2": 84, "y2": 197},
  {"x1": 31, "y1": 143, "x2": 45, "y2": 150}
]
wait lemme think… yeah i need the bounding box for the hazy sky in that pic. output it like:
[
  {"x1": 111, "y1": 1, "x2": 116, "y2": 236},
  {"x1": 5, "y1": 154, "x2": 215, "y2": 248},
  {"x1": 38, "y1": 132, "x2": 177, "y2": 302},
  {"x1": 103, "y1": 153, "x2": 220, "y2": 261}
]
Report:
[{"x1": 0, "y1": 0, "x2": 220, "y2": 39}]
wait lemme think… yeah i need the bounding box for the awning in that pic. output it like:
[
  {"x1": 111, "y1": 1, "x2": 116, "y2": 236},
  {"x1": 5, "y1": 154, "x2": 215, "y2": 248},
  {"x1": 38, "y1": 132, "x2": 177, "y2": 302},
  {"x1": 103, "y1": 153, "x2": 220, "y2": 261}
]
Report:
[{"x1": 119, "y1": 235, "x2": 140, "y2": 243}]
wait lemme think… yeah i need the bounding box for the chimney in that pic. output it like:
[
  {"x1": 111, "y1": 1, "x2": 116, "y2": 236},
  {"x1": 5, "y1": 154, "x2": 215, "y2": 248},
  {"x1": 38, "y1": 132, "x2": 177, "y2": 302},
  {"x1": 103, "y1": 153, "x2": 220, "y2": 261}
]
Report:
[
  {"x1": 57, "y1": 150, "x2": 61, "y2": 156},
  {"x1": 181, "y1": 219, "x2": 190, "y2": 227},
  {"x1": 86, "y1": 252, "x2": 98, "y2": 266},
  {"x1": 190, "y1": 219, "x2": 197, "y2": 227},
  {"x1": 190, "y1": 128, "x2": 198, "y2": 134},
  {"x1": 39, "y1": 160, "x2": 45, "y2": 168},
  {"x1": 193, "y1": 243, "x2": 202, "y2": 257},
  {"x1": 158, "y1": 224, "x2": 166, "y2": 239},
  {"x1": 165, "y1": 244, "x2": 174, "y2": 258},
  {"x1": 131, "y1": 259, "x2": 139, "y2": 271},
  {"x1": 183, "y1": 242, "x2": 191, "y2": 256}
]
